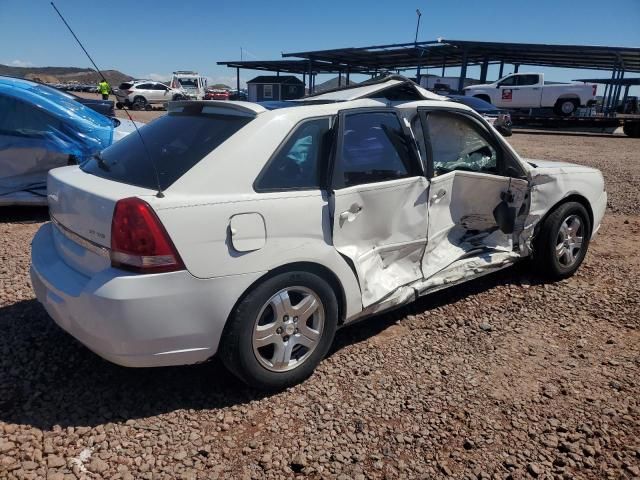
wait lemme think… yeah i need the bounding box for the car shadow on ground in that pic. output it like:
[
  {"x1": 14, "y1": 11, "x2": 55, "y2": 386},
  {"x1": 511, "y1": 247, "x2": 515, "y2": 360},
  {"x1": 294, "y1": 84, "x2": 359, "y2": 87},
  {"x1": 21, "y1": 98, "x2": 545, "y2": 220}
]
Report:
[{"x1": 0, "y1": 262, "x2": 551, "y2": 431}]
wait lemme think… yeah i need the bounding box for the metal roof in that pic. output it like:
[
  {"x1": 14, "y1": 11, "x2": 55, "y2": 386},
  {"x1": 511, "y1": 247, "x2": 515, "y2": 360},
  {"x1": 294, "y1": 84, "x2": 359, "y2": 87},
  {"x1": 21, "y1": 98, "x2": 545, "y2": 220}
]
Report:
[
  {"x1": 217, "y1": 59, "x2": 371, "y2": 74},
  {"x1": 573, "y1": 77, "x2": 640, "y2": 86},
  {"x1": 246, "y1": 75, "x2": 304, "y2": 84},
  {"x1": 282, "y1": 39, "x2": 640, "y2": 73}
]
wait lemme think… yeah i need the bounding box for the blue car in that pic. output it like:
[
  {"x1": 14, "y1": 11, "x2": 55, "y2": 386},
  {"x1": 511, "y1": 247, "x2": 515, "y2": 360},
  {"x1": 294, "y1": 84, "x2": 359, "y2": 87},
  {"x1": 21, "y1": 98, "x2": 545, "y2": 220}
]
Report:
[
  {"x1": 447, "y1": 95, "x2": 513, "y2": 136},
  {"x1": 0, "y1": 76, "x2": 139, "y2": 206}
]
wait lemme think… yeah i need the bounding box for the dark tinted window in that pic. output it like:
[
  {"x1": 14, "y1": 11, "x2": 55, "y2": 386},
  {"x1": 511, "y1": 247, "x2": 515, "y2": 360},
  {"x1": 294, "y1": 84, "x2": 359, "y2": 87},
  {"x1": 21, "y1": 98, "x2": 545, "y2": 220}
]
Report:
[
  {"x1": 498, "y1": 75, "x2": 517, "y2": 87},
  {"x1": 336, "y1": 112, "x2": 419, "y2": 188},
  {"x1": 256, "y1": 118, "x2": 330, "y2": 191},
  {"x1": 152, "y1": 83, "x2": 168, "y2": 90},
  {"x1": 119, "y1": 82, "x2": 133, "y2": 89},
  {"x1": 135, "y1": 83, "x2": 153, "y2": 89},
  {"x1": 82, "y1": 106, "x2": 253, "y2": 190},
  {"x1": 517, "y1": 75, "x2": 540, "y2": 86}
]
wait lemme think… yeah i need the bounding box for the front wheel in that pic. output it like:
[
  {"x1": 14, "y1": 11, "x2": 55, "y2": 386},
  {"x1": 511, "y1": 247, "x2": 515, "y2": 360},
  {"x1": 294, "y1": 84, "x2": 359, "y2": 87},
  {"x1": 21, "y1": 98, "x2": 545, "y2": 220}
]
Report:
[
  {"x1": 533, "y1": 202, "x2": 591, "y2": 279},
  {"x1": 219, "y1": 271, "x2": 338, "y2": 390}
]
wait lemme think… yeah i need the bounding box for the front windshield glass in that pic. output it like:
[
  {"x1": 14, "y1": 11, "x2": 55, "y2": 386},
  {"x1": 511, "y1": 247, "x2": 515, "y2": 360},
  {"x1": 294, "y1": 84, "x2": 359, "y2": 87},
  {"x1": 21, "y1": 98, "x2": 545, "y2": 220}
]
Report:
[{"x1": 178, "y1": 78, "x2": 197, "y2": 88}]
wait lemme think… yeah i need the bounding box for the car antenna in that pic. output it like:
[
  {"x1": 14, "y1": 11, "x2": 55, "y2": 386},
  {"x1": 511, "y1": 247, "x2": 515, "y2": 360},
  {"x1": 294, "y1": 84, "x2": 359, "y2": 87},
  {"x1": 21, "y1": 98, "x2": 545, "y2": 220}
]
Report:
[{"x1": 50, "y1": 1, "x2": 165, "y2": 198}]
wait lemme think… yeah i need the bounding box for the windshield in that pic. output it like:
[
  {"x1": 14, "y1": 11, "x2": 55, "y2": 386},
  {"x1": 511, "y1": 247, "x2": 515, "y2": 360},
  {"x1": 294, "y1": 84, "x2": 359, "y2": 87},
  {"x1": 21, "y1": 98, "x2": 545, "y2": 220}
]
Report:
[
  {"x1": 178, "y1": 78, "x2": 198, "y2": 88},
  {"x1": 81, "y1": 107, "x2": 253, "y2": 190}
]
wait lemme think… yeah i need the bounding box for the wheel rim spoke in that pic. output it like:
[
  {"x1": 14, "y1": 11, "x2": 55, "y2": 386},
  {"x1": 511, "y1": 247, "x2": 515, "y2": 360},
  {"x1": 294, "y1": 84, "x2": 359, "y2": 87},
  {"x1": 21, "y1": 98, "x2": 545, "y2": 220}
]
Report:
[
  {"x1": 293, "y1": 294, "x2": 319, "y2": 323},
  {"x1": 298, "y1": 321, "x2": 321, "y2": 343},
  {"x1": 254, "y1": 327, "x2": 279, "y2": 348},
  {"x1": 270, "y1": 291, "x2": 293, "y2": 320}
]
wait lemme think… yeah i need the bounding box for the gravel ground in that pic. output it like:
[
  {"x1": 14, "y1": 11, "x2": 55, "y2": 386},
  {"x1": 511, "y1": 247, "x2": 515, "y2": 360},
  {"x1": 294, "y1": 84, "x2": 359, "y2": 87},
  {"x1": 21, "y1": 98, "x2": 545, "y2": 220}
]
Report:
[{"x1": 1, "y1": 132, "x2": 639, "y2": 479}]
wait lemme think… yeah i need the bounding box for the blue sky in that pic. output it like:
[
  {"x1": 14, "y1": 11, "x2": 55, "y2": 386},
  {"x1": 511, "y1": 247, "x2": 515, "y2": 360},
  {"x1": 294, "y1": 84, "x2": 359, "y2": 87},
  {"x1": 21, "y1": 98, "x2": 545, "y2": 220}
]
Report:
[{"x1": 1, "y1": 0, "x2": 639, "y2": 93}]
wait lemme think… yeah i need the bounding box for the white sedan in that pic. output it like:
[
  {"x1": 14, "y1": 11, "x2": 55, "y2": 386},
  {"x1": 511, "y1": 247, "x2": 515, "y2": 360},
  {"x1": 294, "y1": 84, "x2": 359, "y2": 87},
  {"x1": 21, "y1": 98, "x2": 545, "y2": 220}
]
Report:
[{"x1": 30, "y1": 77, "x2": 606, "y2": 390}]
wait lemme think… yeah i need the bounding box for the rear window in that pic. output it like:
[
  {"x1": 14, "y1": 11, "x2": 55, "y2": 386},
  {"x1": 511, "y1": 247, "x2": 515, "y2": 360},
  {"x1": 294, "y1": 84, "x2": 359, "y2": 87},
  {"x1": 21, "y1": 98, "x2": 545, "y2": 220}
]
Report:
[
  {"x1": 81, "y1": 107, "x2": 253, "y2": 190},
  {"x1": 118, "y1": 82, "x2": 133, "y2": 89}
]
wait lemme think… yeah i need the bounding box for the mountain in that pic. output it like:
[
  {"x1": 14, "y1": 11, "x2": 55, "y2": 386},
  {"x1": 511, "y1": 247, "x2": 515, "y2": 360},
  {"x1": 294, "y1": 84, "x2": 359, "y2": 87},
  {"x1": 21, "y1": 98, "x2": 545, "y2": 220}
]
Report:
[
  {"x1": 0, "y1": 65, "x2": 132, "y2": 85},
  {"x1": 313, "y1": 76, "x2": 359, "y2": 93}
]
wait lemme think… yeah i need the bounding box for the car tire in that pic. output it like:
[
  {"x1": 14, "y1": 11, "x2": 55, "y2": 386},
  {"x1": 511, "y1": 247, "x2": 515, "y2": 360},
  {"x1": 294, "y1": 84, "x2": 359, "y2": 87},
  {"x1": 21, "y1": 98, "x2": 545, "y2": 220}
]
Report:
[
  {"x1": 219, "y1": 271, "x2": 338, "y2": 390},
  {"x1": 554, "y1": 99, "x2": 578, "y2": 116},
  {"x1": 533, "y1": 202, "x2": 591, "y2": 279},
  {"x1": 132, "y1": 96, "x2": 147, "y2": 110},
  {"x1": 115, "y1": 102, "x2": 124, "y2": 110}
]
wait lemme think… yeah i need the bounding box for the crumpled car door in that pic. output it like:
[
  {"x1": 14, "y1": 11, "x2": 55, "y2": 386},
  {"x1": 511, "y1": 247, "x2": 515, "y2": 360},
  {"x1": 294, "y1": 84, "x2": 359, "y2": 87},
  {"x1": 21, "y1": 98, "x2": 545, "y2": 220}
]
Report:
[
  {"x1": 416, "y1": 108, "x2": 529, "y2": 280},
  {"x1": 330, "y1": 109, "x2": 429, "y2": 308}
]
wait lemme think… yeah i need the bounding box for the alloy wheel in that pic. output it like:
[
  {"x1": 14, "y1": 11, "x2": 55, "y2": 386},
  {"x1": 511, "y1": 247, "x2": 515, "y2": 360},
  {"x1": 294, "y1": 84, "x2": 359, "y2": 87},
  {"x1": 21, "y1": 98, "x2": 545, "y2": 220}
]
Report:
[
  {"x1": 252, "y1": 286, "x2": 325, "y2": 372},
  {"x1": 555, "y1": 214, "x2": 584, "y2": 267}
]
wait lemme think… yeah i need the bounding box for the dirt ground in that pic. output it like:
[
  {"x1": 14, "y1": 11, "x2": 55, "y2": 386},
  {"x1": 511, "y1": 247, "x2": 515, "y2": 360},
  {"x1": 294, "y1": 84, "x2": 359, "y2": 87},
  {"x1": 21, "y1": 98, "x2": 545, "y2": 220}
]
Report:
[{"x1": 0, "y1": 130, "x2": 639, "y2": 480}]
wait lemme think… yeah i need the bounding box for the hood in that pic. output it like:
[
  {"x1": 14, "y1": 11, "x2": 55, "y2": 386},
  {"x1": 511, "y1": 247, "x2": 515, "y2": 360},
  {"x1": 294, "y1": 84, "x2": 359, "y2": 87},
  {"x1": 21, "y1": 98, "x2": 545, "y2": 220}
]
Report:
[
  {"x1": 464, "y1": 83, "x2": 492, "y2": 90},
  {"x1": 525, "y1": 158, "x2": 601, "y2": 175}
]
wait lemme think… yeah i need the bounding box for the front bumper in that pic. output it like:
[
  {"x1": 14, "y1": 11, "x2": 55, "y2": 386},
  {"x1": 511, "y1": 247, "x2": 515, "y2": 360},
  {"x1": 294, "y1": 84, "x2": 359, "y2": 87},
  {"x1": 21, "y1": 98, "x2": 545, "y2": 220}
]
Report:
[{"x1": 30, "y1": 223, "x2": 263, "y2": 367}]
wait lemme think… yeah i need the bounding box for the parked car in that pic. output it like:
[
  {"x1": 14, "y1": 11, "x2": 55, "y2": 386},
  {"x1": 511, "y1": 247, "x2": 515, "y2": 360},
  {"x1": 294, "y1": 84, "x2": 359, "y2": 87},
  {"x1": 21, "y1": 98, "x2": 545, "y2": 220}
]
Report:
[
  {"x1": 114, "y1": 81, "x2": 184, "y2": 110},
  {"x1": 0, "y1": 76, "x2": 140, "y2": 206},
  {"x1": 204, "y1": 89, "x2": 230, "y2": 100},
  {"x1": 229, "y1": 89, "x2": 248, "y2": 101},
  {"x1": 170, "y1": 71, "x2": 208, "y2": 100},
  {"x1": 30, "y1": 77, "x2": 606, "y2": 390},
  {"x1": 446, "y1": 95, "x2": 512, "y2": 136},
  {"x1": 464, "y1": 73, "x2": 597, "y2": 116}
]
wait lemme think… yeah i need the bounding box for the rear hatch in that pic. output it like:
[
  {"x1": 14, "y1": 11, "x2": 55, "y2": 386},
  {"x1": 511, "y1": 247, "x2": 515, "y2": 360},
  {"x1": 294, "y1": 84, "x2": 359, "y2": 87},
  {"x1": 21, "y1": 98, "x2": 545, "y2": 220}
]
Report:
[
  {"x1": 48, "y1": 101, "x2": 261, "y2": 276},
  {"x1": 48, "y1": 167, "x2": 156, "y2": 276}
]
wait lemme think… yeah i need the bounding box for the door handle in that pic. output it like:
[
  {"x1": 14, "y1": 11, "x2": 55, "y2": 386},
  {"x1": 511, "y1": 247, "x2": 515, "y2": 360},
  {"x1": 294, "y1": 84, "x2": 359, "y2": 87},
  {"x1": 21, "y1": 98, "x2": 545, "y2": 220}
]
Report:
[
  {"x1": 339, "y1": 203, "x2": 363, "y2": 224},
  {"x1": 431, "y1": 189, "x2": 447, "y2": 201}
]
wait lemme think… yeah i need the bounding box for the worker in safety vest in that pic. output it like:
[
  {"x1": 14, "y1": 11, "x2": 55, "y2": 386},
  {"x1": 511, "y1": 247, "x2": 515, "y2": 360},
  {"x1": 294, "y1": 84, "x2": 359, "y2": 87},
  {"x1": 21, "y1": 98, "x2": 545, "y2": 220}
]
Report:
[{"x1": 97, "y1": 79, "x2": 110, "y2": 100}]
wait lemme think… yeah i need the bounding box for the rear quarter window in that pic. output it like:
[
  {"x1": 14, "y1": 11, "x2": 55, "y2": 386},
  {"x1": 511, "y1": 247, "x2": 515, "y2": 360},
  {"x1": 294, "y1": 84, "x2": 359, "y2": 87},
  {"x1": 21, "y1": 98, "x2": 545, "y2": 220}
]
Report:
[{"x1": 81, "y1": 107, "x2": 253, "y2": 190}]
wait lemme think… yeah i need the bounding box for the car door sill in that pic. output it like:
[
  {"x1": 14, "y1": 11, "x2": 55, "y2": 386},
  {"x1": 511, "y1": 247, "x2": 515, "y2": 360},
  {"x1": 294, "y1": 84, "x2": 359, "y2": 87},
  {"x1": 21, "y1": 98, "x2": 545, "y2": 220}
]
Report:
[{"x1": 343, "y1": 250, "x2": 520, "y2": 325}]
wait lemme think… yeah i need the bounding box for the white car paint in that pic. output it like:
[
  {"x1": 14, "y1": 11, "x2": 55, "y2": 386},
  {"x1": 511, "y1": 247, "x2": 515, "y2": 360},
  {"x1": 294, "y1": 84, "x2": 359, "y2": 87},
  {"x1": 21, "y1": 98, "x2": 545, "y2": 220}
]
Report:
[
  {"x1": 30, "y1": 78, "x2": 606, "y2": 370},
  {"x1": 464, "y1": 73, "x2": 597, "y2": 110}
]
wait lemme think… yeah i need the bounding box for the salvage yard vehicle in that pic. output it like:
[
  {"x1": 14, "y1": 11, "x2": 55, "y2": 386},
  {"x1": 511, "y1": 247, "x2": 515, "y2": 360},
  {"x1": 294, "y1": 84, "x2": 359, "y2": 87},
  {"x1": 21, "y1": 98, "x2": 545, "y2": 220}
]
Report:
[
  {"x1": 114, "y1": 80, "x2": 184, "y2": 110},
  {"x1": 170, "y1": 71, "x2": 208, "y2": 100},
  {"x1": 464, "y1": 73, "x2": 597, "y2": 116},
  {"x1": 446, "y1": 94, "x2": 512, "y2": 136},
  {"x1": 30, "y1": 77, "x2": 606, "y2": 389},
  {"x1": 0, "y1": 76, "x2": 139, "y2": 206}
]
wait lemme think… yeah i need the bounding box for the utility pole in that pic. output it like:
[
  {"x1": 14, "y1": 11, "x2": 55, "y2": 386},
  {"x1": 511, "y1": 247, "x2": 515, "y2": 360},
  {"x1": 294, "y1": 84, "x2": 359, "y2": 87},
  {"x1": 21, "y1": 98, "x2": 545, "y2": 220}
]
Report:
[
  {"x1": 415, "y1": 9, "x2": 422, "y2": 83},
  {"x1": 414, "y1": 9, "x2": 422, "y2": 44}
]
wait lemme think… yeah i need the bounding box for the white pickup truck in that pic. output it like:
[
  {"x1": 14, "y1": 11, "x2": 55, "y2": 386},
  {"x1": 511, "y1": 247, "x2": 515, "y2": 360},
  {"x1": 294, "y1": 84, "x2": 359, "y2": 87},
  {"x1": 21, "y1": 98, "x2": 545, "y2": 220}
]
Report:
[{"x1": 464, "y1": 73, "x2": 597, "y2": 116}]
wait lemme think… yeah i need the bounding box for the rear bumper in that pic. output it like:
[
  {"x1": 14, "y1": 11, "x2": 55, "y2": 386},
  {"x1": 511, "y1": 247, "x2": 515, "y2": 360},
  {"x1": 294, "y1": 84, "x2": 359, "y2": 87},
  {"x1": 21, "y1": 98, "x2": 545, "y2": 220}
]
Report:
[{"x1": 30, "y1": 223, "x2": 263, "y2": 367}]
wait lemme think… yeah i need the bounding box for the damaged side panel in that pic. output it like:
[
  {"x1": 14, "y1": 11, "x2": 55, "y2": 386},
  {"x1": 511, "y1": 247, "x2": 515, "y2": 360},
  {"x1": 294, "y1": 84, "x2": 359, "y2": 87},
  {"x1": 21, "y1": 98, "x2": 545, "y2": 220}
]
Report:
[
  {"x1": 520, "y1": 163, "x2": 606, "y2": 255},
  {"x1": 331, "y1": 176, "x2": 429, "y2": 308},
  {"x1": 421, "y1": 171, "x2": 529, "y2": 280}
]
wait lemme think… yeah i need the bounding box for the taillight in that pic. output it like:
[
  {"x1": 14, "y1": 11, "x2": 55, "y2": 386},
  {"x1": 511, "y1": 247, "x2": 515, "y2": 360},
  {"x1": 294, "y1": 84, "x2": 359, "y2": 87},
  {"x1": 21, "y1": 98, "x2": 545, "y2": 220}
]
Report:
[
  {"x1": 125, "y1": 90, "x2": 133, "y2": 95},
  {"x1": 110, "y1": 197, "x2": 184, "y2": 273}
]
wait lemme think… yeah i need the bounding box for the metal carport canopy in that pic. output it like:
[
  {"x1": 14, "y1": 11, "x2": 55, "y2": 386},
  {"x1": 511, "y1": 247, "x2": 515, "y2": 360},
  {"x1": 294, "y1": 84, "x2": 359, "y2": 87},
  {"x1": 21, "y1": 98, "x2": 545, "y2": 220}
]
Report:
[
  {"x1": 216, "y1": 59, "x2": 372, "y2": 74},
  {"x1": 282, "y1": 39, "x2": 640, "y2": 73}
]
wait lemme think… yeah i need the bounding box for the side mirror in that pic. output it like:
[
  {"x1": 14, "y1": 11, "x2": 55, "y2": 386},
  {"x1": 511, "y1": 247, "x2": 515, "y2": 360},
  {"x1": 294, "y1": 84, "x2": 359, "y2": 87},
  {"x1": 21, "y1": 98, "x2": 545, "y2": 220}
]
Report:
[{"x1": 496, "y1": 84, "x2": 501, "y2": 88}]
